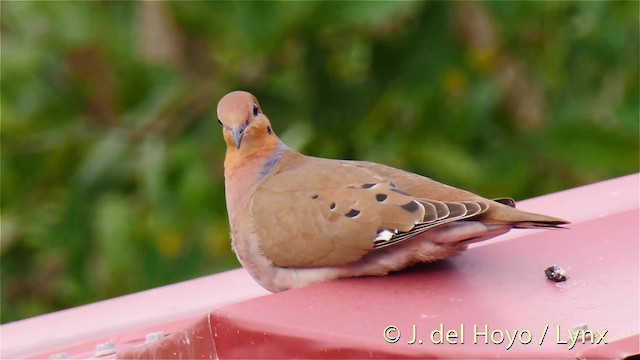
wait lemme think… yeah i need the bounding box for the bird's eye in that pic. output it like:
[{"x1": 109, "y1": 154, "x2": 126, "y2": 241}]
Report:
[{"x1": 252, "y1": 104, "x2": 259, "y2": 117}]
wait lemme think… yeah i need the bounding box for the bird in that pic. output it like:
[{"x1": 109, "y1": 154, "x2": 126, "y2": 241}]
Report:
[{"x1": 217, "y1": 90, "x2": 569, "y2": 292}]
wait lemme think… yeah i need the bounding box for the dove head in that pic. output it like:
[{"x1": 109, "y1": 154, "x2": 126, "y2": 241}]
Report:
[{"x1": 217, "y1": 91, "x2": 278, "y2": 151}]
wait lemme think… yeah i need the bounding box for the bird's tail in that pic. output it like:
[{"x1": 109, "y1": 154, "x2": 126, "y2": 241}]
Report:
[
  {"x1": 509, "y1": 219, "x2": 569, "y2": 229},
  {"x1": 479, "y1": 199, "x2": 570, "y2": 229}
]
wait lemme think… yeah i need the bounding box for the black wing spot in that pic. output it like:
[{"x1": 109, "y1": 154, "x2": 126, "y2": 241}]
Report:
[
  {"x1": 400, "y1": 201, "x2": 421, "y2": 213},
  {"x1": 345, "y1": 209, "x2": 361, "y2": 218},
  {"x1": 311, "y1": 194, "x2": 318, "y2": 199},
  {"x1": 361, "y1": 183, "x2": 377, "y2": 189},
  {"x1": 390, "y1": 188, "x2": 410, "y2": 196},
  {"x1": 330, "y1": 202, "x2": 336, "y2": 210},
  {"x1": 376, "y1": 193, "x2": 388, "y2": 202}
]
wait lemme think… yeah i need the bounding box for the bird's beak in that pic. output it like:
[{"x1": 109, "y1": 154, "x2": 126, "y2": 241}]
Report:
[{"x1": 231, "y1": 125, "x2": 247, "y2": 149}]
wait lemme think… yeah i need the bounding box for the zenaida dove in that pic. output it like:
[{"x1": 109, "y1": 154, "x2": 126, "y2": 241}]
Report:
[{"x1": 217, "y1": 91, "x2": 568, "y2": 292}]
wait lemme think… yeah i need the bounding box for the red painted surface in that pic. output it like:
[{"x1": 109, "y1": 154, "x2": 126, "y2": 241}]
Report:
[
  {"x1": 1, "y1": 269, "x2": 269, "y2": 359},
  {"x1": 2, "y1": 173, "x2": 639, "y2": 359}
]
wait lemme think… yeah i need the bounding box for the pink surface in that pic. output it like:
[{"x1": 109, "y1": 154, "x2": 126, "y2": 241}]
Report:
[
  {"x1": 1, "y1": 173, "x2": 638, "y2": 359},
  {"x1": 1, "y1": 269, "x2": 269, "y2": 359}
]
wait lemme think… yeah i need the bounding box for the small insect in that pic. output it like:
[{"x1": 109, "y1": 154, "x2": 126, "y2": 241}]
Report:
[{"x1": 544, "y1": 265, "x2": 567, "y2": 282}]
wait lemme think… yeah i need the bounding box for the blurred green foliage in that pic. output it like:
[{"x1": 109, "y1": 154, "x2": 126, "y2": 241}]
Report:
[{"x1": 1, "y1": 2, "x2": 638, "y2": 324}]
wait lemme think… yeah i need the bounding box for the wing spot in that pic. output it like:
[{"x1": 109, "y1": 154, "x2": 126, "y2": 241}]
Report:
[
  {"x1": 375, "y1": 193, "x2": 388, "y2": 202},
  {"x1": 390, "y1": 188, "x2": 410, "y2": 196},
  {"x1": 345, "y1": 209, "x2": 361, "y2": 218},
  {"x1": 401, "y1": 201, "x2": 421, "y2": 213}
]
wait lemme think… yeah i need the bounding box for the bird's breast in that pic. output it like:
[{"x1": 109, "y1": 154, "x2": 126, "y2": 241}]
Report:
[{"x1": 224, "y1": 153, "x2": 275, "y2": 230}]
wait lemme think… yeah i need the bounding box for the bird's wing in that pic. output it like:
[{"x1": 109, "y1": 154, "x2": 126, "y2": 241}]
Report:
[
  {"x1": 250, "y1": 156, "x2": 487, "y2": 268},
  {"x1": 353, "y1": 160, "x2": 568, "y2": 227}
]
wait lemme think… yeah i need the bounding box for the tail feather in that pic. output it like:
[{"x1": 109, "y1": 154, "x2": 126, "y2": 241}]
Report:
[
  {"x1": 492, "y1": 197, "x2": 516, "y2": 208},
  {"x1": 479, "y1": 200, "x2": 570, "y2": 229},
  {"x1": 510, "y1": 221, "x2": 568, "y2": 229}
]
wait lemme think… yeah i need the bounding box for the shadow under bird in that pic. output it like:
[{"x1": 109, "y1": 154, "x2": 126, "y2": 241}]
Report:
[{"x1": 217, "y1": 91, "x2": 569, "y2": 292}]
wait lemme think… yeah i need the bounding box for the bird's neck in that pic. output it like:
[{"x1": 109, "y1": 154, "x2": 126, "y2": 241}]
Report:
[{"x1": 224, "y1": 141, "x2": 290, "y2": 227}]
